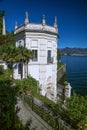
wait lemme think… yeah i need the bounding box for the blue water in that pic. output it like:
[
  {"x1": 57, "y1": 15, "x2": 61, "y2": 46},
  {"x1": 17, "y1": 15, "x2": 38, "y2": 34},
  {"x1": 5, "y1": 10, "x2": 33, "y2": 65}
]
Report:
[{"x1": 61, "y1": 56, "x2": 87, "y2": 95}]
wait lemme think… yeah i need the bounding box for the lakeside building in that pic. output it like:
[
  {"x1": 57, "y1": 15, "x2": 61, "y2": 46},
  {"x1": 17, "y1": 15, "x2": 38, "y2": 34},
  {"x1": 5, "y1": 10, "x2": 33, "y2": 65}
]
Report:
[
  {"x1": 0, "y1": 11, "x2": 71, "y2": 101},
  {"x1": 14, "y1": 12, "x2": 58, "y2": 101}
]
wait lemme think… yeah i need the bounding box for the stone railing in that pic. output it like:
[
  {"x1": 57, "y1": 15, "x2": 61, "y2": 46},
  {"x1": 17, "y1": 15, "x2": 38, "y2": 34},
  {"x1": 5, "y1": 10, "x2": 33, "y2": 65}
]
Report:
[
  {"x1": 14, "y1": 24, "x2": 25, "y2": 34},
  {"x1": 57, "y1": 64, "x2": 66, "y2": 82},
  {"x1": 14, "y1": 23, "x2": 58, "y2": 34}
]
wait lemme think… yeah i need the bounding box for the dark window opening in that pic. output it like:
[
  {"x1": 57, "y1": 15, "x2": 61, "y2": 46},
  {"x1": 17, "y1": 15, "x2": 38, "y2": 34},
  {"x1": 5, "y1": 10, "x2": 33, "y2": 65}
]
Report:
[
  {"x1": 7, "y1": 63, "x2": 13, "y2": 69},
  {"x1": 18, "y1": 63, "x2": 23, "y2": 74},
  {"x1": 47, "y1": 50, "x2": 53, "y2": 63},
  {"x1": 48, "y1": 50, "x2": 51, "y2": 58},
  {"x1": 32, "y1": 50, "x2": 38, "y2": 61}
]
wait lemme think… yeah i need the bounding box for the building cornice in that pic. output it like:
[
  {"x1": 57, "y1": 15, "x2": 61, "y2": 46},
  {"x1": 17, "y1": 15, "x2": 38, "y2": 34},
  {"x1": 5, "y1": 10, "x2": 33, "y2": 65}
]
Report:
[{"x1": 14, "y1": 23, "x2": 58, "y2": 36}]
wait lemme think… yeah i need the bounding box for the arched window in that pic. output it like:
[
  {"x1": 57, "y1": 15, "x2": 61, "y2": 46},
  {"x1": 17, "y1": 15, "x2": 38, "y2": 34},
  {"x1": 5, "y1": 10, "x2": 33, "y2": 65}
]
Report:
[{"x1": 18, "y1": 40, "x2": 24, "y2": 47}]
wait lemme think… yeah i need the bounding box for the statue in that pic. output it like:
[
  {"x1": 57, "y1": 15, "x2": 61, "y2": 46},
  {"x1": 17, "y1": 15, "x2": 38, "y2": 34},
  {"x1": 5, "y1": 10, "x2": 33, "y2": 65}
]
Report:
[
  {"x1": 26, "y1": 11, "x2": 28, "y2": 19},
  {"x1": 42, "y1": 14, "x2": 46, "y2": 25},
  {"x1": 25, "y1": 11, "x2": 29, "y2": 25}
]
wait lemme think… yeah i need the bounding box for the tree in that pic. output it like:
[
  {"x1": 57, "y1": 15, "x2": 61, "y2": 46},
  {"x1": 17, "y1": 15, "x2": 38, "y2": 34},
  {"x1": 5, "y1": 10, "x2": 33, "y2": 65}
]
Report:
[
  {"x1": 59, "y1": 93, "x2": 87, "y2": 129},
  {"x1": 16, "y1": 46, "x2": 33, "y2": 79},
  {"x1": 0, "y1": 19, "x2": 3, "y2": 35},
  {"x1": 0, "y1": 32, "x2": 33, "y2": 129},
  {"x1": 0, "y1": 69, "x2": 17, "y2": 129},
  {"x1": 0, "y1": 44, "x2": 19, "y2": 78},
  {"x1": 0, "y1": 34, "x2": 15, "y2": 46},
  {"x1": 0, "y1": 34, "x2": 33, "y2": 79},
  {"x1": 0, "y1": 65, "x2": 4, "y2": 74},
  {"x1": 0, "y1": 10, "x2": 5, "y2": 35},
  {"x1": 0, "y1": 10, "x2": 5, "y2": 17},
  {"x1": 0, "y1": 66, "x2": 29, "y2": 130}
]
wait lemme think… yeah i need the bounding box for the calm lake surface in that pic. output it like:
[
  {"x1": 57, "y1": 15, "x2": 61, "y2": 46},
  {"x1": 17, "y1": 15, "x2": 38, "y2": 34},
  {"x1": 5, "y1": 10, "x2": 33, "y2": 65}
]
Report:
[{"x1": 61, "y1": 56, "x2": 87, "y2": 95}]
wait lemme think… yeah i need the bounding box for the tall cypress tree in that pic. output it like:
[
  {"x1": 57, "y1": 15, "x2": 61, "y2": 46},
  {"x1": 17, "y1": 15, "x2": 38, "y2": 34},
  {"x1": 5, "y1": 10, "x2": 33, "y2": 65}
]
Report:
[{"x1": 0, "y1": 10, "x2": 5, "y2": 35}]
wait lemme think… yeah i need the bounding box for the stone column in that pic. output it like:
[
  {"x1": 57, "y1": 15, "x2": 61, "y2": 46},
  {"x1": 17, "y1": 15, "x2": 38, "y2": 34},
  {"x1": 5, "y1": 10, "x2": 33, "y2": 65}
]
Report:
[{"x1": 2, "y1": 16, "x2": 6, "y2": 35}]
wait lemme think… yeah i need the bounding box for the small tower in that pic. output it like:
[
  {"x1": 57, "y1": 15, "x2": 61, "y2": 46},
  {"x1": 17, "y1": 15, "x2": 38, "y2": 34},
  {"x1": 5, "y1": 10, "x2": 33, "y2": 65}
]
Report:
[
  {"x1": 15, "y1": 21, "x2": 18, "y2": 30},
  {"x1": 42, "y1": 14, "x2": 46, "y2": 25},
  {"x1": 54, "y1": 16, "x2": 57, "y2": 29},
  {"x1": 14, "y1": 13, "x2": 58, "y2": 102},
  {"x1": 25, "y1": 11, "x2": 29, "y2": 25},
  {"x1": 2, "y1": 15, "x2": 6, "y2": 35}
]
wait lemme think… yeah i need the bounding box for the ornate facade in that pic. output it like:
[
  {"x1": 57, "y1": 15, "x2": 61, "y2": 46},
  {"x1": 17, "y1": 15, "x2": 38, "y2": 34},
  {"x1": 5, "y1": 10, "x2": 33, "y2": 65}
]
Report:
[{"x1": 14, "y1": 12, "x2": 58, "y2": 101}]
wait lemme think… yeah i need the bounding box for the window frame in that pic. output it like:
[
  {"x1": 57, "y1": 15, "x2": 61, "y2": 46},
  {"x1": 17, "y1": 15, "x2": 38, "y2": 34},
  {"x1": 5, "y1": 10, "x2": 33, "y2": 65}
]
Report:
[
  {"x1": 47, "y1": 50, "x2": 53, "y2": 63},
  {"x1": 32, "y1": 50, "x2": 38, "y2": 62},
  {"x1": 18, "y1": 63, "x2": 23, "y2": 74}
]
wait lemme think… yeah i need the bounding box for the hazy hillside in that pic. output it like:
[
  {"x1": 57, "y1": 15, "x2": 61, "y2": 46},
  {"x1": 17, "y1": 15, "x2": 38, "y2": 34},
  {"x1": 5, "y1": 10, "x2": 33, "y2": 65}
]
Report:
[{"x1": 59, "y1": 47, "x2": 87, "y2": 56}]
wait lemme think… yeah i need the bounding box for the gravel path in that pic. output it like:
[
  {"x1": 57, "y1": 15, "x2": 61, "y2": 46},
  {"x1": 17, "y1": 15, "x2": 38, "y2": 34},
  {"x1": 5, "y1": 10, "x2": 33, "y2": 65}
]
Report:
[{"x1": 16, "y1": 97, "x2": 52, "y2": 130}]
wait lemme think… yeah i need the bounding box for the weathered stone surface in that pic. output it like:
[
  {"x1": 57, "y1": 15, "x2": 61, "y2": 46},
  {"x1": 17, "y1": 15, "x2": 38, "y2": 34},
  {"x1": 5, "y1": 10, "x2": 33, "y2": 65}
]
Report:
[{"x1": 16, "y1": 97, "x2": 52, "y2": 130}]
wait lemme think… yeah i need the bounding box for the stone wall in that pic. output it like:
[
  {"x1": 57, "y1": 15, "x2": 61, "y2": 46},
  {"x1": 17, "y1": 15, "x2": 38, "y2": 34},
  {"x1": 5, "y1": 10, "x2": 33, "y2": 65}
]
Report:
[{"x1": 57, "y1": 64, "x2": 66, "y2": 82}]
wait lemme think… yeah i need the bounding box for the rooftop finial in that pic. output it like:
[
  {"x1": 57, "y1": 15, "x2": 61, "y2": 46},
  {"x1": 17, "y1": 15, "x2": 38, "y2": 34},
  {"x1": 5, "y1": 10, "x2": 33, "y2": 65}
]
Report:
[
  {"x1": 15, "y1": 21, "x2": 18, "y2": 30},
  {"x1": 25, "y1": 11, "x2": 29, "y2": 25},
  {"x1": 42, "y1": 14, "x2": 45, "y2": 25},
  {"x1": 54, "y1": 16, "x2": 57, "y2": 28}
]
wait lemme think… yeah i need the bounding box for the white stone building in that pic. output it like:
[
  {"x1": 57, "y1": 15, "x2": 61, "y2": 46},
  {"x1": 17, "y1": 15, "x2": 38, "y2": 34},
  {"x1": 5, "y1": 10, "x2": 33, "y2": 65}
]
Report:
[{"x1": 14, "y1": 12, "x2": 58, "y2": 101}]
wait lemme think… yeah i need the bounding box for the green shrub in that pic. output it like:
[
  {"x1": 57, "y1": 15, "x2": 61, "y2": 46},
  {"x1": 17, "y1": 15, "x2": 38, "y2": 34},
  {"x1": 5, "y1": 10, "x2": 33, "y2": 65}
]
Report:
[
  {"x1": 15, "y1": 76, "x2": 37, "y2": 94},
  {"x1": 0, "y1": 65, "x2": 4, "y2": 74}
]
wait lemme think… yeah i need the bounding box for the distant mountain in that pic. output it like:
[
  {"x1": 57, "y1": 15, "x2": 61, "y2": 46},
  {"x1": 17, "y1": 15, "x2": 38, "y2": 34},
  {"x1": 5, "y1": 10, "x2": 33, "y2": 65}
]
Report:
[{"x1": 59, "y1": 47, "x2": 87, "y2": 56}]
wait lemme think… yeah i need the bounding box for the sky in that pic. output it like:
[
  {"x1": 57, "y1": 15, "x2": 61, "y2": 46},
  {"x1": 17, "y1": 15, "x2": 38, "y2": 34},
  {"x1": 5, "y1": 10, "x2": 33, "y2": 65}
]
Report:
[{"x1": 0, "y1": 0, "x2": 87, "y2": 48}]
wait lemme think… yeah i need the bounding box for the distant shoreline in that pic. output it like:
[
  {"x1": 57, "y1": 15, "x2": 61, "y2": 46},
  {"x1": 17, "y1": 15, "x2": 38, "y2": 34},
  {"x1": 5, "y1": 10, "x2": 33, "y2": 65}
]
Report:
[
  {"x1": 62, "y1": 54, "x2": 87, "y2": 56},
  {"x1": 59, "y1": 47, "x2": 87, "y2": 56}
]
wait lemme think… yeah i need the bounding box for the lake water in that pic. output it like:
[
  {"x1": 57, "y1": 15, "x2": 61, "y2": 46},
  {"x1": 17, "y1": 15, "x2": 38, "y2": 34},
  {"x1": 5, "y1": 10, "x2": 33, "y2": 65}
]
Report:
[{"x1": 61, "y1": 56, "x2": 87, "y2": 95}]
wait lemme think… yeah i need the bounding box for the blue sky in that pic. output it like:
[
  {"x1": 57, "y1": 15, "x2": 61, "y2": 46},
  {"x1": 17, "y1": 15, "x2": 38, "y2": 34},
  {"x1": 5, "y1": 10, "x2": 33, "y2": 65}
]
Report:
[{"x1": 0, "y1": 0, "x2": 87, "y2": 48}]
